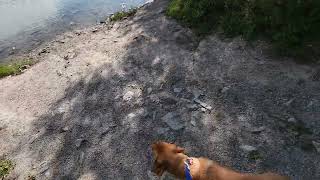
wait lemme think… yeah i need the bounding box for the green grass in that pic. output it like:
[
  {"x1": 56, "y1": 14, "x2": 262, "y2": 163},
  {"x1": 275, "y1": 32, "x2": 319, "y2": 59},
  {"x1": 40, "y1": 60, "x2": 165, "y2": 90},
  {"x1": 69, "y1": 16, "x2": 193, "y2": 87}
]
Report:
[
  {"x1": 167, "y1": 0, "x2": 320, "y2": 61},
  {"x1": 110, "y1": 8, "x2": 138, "y2": 22},
  {"x1": 0, "y1": 59, "x2": 35, "y2": 78},
  {"x1": 0, "y1": 159, "x2": 14, "y2": 179}
]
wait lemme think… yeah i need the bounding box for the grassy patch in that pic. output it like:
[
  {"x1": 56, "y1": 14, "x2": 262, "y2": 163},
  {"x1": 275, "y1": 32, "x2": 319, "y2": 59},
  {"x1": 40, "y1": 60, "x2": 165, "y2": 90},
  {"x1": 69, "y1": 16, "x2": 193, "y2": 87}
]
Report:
[
  {"x1": 110, "y1": 8, "x2": 138, "y2": 22},
  {"x1": 0, "y1": 159, "x2": 14, "y2": 179},
  {"x1": 0, "y1": 59, "x2": 35, "y2": 78},
  {"x1": 167, "y1": 0, "x2": 320, "y2": 61}
]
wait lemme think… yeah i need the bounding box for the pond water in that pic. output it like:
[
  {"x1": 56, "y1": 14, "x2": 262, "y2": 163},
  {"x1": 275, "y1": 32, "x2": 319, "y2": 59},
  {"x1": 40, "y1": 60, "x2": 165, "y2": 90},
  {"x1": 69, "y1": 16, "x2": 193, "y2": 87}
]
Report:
[{"x1": 0, "y1": 0, "x2": 148, "y2": 62}]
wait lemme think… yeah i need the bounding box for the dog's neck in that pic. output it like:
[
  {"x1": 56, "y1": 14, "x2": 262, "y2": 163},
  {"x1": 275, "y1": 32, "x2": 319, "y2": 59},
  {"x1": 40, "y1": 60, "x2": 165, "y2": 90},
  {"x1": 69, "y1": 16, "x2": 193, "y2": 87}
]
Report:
[{"x1": 166, "y1": 154, "x2": 201, "y2": 180}]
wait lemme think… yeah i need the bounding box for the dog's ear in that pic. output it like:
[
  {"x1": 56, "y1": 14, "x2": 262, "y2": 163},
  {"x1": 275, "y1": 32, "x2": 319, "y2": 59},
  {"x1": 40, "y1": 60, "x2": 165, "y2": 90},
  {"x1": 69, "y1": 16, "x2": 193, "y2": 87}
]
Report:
[{"x1": 174, "y1": 146, "x2": 185, "y2": 153}]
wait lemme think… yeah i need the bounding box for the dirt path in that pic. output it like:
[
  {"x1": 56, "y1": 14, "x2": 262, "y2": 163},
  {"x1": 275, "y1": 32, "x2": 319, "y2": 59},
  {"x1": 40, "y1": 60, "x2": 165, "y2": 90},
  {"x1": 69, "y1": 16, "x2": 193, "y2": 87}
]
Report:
[{"x1": 0, "y1": 0, "x2": 320, "y2": 179}]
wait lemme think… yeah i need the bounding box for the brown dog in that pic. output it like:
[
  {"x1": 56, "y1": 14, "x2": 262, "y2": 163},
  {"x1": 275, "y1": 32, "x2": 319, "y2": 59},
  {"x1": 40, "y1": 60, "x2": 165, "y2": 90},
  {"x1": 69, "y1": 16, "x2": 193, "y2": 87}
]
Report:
[{"x1": 151, "y1": 141, "x2": 290, "y2": 180}]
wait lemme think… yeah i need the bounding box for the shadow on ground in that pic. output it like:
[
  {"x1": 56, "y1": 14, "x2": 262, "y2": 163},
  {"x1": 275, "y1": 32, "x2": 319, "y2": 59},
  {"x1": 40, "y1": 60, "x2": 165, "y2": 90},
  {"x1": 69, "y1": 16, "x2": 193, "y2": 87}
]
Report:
[{"x1": 28, "y1": 0, "x2": 320, "y2": 179}]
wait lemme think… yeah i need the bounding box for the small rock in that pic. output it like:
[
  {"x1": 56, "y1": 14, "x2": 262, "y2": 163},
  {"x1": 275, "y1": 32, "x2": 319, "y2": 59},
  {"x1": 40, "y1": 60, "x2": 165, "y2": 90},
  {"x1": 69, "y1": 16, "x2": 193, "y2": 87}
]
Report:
[
  {"x1": 162, "y1": 112, "x2": 185, "y2": 130},
  {"x1": 240, "y1": 145, "x2": 257, "y2": 152},
  {"x1": 75, "y1": 31, "x2": 81, "y2": 36},
  {"x1": 113, "y1": 40, "x2": 118, "y2": 43},
  {"x1": 284, "y1": 98, "x2": 295, "y2": 106},
  {"x1": 39, "y1": 48, "x2": 49, "y2": 55},
  {"x1": 192, "y1": 89, "x2": 204, "y2": 99},
  {"x1": 190, "y1": 120, "x2": 196, "y2": 126},
  {"x1": 221, "y1": 86, "x2": 230, "y2": 93},
  {"x1": 194, "y1": 99, "x2": 212, "y2": 111},
  {"x1": 288, "y1": 117, "x2": 297, "y2": 123},
  {"x1": 187, "y1": 104, "x2": 198, "y2": 110},
  {"x1": 173, "y1": 88, "x2": 183, "y2": 93},
  {"x1": 147, "y1": 87, "x2": 153, "y2": 94},
  {"x1": 61, "y1": 126, "x2": 70, "y2": 132},
  {"x1": 56, "y1": 71, "x2": 62, "y2": 77},
  {"x1": 312, "y1": 141, "x2": 320, "y2": 153},
  {"x1": 249, "y1": 126, "x2": 265, "y2": 133},
  {"x1": 200, "y1": 107, "x2": 207, "y2": 112},
  {"x1": 152, "y1": 111, "x2": 157, "y2": 121},
  {"x1": 123, "y1": 91, "x2": 135, "y2": 101},
  {"x1": 75, "y1": 139, "x2": 84, "y2": 148},
  {"x1": 91, "y1": 28, "x2": 98, "y2": 33}
]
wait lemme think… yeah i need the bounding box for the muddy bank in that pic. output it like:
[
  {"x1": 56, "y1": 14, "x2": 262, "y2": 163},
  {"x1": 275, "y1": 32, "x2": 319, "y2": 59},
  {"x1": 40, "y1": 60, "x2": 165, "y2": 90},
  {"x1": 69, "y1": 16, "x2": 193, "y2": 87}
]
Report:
[{"x1": 0, "y1": 0, "x2": 319, "y2": 179}]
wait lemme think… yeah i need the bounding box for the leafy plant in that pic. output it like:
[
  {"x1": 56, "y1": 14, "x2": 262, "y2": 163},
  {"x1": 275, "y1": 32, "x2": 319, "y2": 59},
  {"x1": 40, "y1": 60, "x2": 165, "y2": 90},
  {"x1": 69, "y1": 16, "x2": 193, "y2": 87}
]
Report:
[
  {"x1": 0, "y1": 159, "x2": 14, "y2": 179},
  {"x1": 167, "y1": 0, "x2": 320, "y2": 60}
]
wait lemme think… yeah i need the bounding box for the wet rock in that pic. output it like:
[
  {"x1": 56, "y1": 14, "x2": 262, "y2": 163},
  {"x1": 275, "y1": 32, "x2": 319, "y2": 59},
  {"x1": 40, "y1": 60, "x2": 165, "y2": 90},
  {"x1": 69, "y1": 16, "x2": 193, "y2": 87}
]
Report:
[
  {"x1": 312, "y1": 141, "x2": 320, "y2": 153},
  {"x1": 162, "y1": 112, "x2": 185, "y2": 130},
  {"x1": 240, "y1": 145, "x2": 257, "y2": 152}
]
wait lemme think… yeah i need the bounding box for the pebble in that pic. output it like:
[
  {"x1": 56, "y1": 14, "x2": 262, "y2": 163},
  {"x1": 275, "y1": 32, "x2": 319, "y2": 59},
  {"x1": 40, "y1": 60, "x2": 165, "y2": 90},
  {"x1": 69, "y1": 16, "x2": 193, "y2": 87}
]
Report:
[
  {"x1": 312, "y1": 141, "x2": 320, "y2": 153},
  {"x1": 75, "y1": 139, "x2": 84, "y2": 148},
  {"x1": 240, "y1": 145, "x2": 257, "y2": 152},
  {"x1": 221, "y1": 86, "x2": 230, "y2": 93},
  {"x1": 173, "y1": 88, "x2": 183, "y2": 93},
  {"x1": 288, "y1": 117, "x2": 297, "y2": 123},
  {"x1": 147, "y1": 87, "x2": 153, "y2": 94}
]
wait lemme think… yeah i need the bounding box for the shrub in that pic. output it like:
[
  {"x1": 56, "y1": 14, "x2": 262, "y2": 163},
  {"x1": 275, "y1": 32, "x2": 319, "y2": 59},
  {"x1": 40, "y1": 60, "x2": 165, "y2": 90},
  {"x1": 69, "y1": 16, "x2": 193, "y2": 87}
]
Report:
[
  {"x1": 167, "y1": 0, "x2": 320, "y2": 59},
  {"x1": 110, "y1": 8, "x2": 138, "y2": 22}
]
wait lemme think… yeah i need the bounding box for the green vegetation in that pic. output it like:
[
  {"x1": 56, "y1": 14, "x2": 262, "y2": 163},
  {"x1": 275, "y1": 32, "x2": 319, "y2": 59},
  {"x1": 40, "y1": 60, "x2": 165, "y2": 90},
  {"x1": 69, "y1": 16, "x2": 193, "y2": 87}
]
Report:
[
  {"x1": 0, "y1": 59, "x2": 35, "y2": 78},
  {"x1": 110, "y1": 8, "x2": 138, "y2": 22},
  {"x1": 167, "y1": 0, "x2": 320, "y2": 60},
  {"x1": 0, "y1": 159, "x2": 14, "y2": 179}
]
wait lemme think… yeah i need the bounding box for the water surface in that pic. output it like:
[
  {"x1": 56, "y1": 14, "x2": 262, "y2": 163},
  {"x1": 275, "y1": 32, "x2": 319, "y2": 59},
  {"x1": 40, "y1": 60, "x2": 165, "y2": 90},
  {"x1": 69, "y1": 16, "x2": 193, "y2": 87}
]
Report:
[{"x1": 0, "y1": 0, "x2": 148, "y2": 62}]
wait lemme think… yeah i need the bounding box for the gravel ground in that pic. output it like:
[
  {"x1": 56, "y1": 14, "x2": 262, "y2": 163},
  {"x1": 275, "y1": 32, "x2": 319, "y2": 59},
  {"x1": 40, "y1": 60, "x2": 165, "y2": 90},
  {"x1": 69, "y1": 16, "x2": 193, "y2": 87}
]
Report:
[{"x1": 0, "y1": 0, "x2": 319, "y2": 179}]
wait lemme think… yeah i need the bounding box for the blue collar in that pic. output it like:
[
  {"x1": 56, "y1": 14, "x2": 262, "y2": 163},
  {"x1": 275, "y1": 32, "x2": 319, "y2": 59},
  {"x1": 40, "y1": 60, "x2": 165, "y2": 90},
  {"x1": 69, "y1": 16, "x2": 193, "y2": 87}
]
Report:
[{"x1": 184, "y1": 159, "x2": 192, "y2": 180}]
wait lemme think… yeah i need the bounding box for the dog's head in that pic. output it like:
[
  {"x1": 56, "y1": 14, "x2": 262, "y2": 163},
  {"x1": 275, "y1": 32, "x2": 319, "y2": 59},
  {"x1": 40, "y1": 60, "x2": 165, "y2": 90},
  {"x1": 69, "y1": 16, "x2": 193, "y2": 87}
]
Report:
[{"x1": 151, "y1": 141, "x2": 185, "y2": 176}]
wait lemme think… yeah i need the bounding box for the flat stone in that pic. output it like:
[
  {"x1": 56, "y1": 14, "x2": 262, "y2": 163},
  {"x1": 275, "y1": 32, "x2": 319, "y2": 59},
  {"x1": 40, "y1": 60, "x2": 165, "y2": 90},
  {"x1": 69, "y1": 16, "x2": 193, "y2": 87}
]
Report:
[
  {"x1": 162, "y1": 112, "x2": 185, "y2": 130},
  {"x1": 173, "y1": 88, "x2": 183, "y2": 93},
  {"x1": 240, "y1": 145, "x2": 257, "y2": 152},
  {"x1": 194, "y1": 99, "x2": 212, "y2": 111},
  {"x1": 249, "y1": 126, "x2": 265, "y2": 133}
]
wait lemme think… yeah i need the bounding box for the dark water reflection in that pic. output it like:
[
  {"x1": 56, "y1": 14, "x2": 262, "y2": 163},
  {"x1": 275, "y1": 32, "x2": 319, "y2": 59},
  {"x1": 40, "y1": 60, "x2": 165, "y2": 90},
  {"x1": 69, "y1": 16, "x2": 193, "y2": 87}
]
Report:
[{"x1": 0, "y1": 0, "x2": 148, "y2": 62}]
